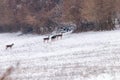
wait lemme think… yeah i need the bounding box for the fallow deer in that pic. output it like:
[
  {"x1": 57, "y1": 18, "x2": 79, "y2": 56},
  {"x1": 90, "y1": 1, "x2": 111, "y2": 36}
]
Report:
[
  {"x1": 43, "y1": 37, "x2": 49, "y2": 43},
  {"x1": 51, "y1": 35, "x2": 57, "y2": 41},
  {"x1": 56, "y1": 33, "x2": 63, "y2": 39},
  {"x1": 6, "y1": 43, "x2": 14, "y2": 50}
]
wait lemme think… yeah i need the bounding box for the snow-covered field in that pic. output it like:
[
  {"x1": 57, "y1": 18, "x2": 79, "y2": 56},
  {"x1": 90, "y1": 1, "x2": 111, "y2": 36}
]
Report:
[{"x1": 0, "y1": 30, "x2": 120, "y2": 80}]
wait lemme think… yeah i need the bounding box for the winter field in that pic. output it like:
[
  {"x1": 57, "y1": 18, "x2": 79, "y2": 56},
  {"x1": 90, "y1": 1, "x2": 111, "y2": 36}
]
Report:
[{"x1": 0, "y1": 29, "x2": 120, "y2": 80}]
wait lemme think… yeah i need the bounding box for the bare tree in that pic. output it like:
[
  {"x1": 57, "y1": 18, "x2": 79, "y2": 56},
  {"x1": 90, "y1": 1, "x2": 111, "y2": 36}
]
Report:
[
  {"x1": 69, "y1": 0, "x2": 84, "y2": 32},
  {"x1": 94, "y1": 0, "x2": 116, "y2": 30}
]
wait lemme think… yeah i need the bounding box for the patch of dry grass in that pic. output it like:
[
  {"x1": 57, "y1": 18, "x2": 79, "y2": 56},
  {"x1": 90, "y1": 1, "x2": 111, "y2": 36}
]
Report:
[{"x1": 0, "y1": 62, "x2": 20, "y2": 80}]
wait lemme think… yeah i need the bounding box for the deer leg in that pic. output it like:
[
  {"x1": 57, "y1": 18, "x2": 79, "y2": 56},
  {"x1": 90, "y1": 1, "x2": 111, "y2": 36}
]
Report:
[
  {"x1": 46, "y1": 40, "x2": 48, "y2": 43},
  {"x1": 61, "y1": 36, "x2": 62, "y2": 39},
  {"x1": 57, "y1": 37, "x2": 58, "y2": 40}
]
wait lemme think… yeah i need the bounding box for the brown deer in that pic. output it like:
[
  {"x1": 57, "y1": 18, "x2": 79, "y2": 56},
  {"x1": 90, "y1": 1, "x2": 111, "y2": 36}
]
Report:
[
  {"x1": 43, "y1": 37, "x2": 49, "y2": 43},
  {"x1": 56, "y1": 33, "x2": 63, "y2": 39},
  {"x1": 6, "y1": 43, "x2": 14, "y2": 50}
]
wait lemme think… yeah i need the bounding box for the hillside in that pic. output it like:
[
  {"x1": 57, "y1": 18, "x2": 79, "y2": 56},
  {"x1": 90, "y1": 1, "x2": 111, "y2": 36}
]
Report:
[{"x1": 0, "y1": 30, "x2": 120, "y2": 80}]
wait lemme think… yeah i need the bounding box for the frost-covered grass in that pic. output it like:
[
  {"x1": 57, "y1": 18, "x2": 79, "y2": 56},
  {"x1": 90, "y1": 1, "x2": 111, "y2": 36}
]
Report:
[{"x1": 0, "y1": 30, "x2": 120, "y2": 80}]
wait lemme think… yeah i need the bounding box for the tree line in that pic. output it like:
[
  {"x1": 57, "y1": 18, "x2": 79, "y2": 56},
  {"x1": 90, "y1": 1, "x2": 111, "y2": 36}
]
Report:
[{"x1": 0, "y1": 0, "x2": 119, "y2": 34}]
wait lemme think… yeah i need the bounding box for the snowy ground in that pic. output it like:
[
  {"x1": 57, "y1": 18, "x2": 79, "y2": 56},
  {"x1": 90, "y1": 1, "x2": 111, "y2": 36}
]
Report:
[{"x1": 0, "y1": 30, "x2": 120, "y2": 80}]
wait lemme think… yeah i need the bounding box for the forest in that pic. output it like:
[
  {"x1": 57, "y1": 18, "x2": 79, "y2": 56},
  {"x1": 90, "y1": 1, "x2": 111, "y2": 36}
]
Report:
[{"x1": 0, "y1": 0, "x2": 120, "y2": 34}]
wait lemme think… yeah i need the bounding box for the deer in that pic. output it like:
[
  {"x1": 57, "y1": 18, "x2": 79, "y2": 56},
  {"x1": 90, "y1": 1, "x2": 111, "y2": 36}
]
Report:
[
  {"x1": 51, "y1": 35, "x2": 57, "y2": 41},
  {"x1": 6, "y1": 43, "x2": 14, "y2": 50},
  {"x1": 43, "y1": 37, "x2": 50, "y2": 43},
  {"x1": 56, "y1": 33, "x2": 63, "y2": 40}
]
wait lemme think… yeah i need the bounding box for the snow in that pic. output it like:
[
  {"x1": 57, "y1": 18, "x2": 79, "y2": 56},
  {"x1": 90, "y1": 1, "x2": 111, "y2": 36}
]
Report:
[{"x1": 0, "y1": 30, "x2": 120, "y2": 80}]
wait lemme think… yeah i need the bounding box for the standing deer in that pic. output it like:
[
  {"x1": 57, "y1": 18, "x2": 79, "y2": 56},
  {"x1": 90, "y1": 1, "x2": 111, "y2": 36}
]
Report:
[
  {"x1": 56, "y1": 33, "x2": 63, "y2": 39},
  {"x1": 6, "y1": 43, "x2": 14, "y2": 50},
  {"x1": 43, "y1": 37, "x2": 49, "y2": 43},
  {"x1": 51, "y1": 35, "x2": 57, "y2": 41}
]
